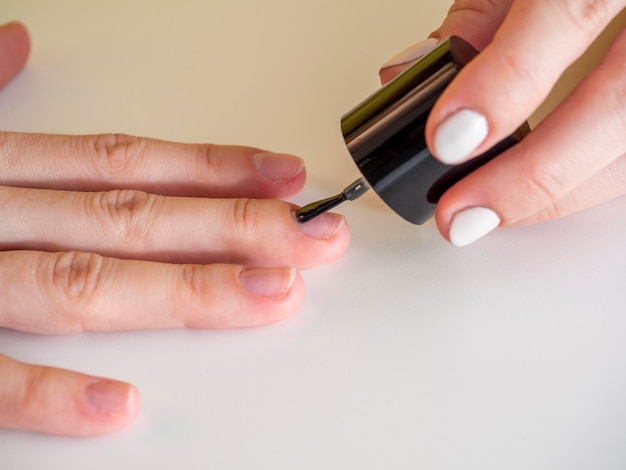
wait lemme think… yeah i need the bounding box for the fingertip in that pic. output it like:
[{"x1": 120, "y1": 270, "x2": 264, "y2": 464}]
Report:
[
  {"x1": 239, "y1": 266, "x2": 298, "y2": 299},
  {"x1": 253, "y1": 152, "x2": 305, "y2": 184},
  {"x1": 379, "y1": 64, "x2": 407, "y2": 85},
  {"x1": 436, "y1": 202, "x2": 501, "y2": 247},
  {"x1": 263, "y1": 268, "x2": 307, "y2": 326},
  {"x1": 2, "y1": 21, "x2": 30, "y2": 46},
  {"x1": 295, "y1": 211, "x2": 346, "y2": 240},
  {"x1": 435, "y1": 202, "x2": 453, "y2": 245},
  {"x1": 251, "y1": 152, "x2": 307, "y2": 199},
  {"x1": 448, "y1": 207, "x2": 500, "y2": 247},
  {"x1": 237, "y1": 266, "x2": 306, "y2": 326},
  {"x1": 378, "y1": 37, "x2": 440, "y2": 85},
  {"x1": 0, "y1": 21, "x2": 31, "y2": 88},
  {"x1": 81, "y1": 379, "x2": 142, "y2": 435},
  {"x1": 292, "y1": 210, "x2": 351, "y2": 268},
  {"x1": 430, "y1": 108, "x2": 490, "y2": 165},
  {"x1": 274, "y1": 268, "x2": 306, "y2": 323}
]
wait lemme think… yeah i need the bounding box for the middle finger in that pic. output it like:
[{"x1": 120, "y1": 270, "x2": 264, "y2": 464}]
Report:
[{"x1": 0, "y1": 186, "x2": 349, "y2": 268}]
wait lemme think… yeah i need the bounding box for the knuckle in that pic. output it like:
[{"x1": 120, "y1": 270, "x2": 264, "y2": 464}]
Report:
[
  {"x1": 13, "y1": 364, "x2": 54, "y2": 424},
  {"x1": 89, "y1": 133, "x2": 145, "y2": 179},
  {"x1": 178, "y1": 264, "x2": 218, "y2": 328},
  {"x1": 94, "y1": 189, "x2": 156, "y2": 247},
  {"x1": 530, "y1": 201, "x2": 564, "y2": 224},
  {"x1": 44, "y1": 251, "x2": 105, "y2": 330},
  {"x1": 0, "y1": 133, "x2": 21, "y2": 181},
  {"x1": 557, "y1": 0, "x2": 612, "y2": 35},
  {"x1": 196, "y1": 144, "x2": 223, "y2": 178},
  {"x1": 181, "y1": 264, "x2": 207, "y2": 300},
  {"x1": 49, "y1": 251, "x2": 104, "y2": 300},
  {"x1": 0, "y1": 132, "x2": 12, "y2": 160},
  {"x1": 180, "y1": 264, "x2": 210, "y2": 305},
  {"x1": 498, "y1": 50, "x2": 542, "y2": 97},
  {"x1": 523, "y1": 162, "x2": 569, "y2": 209},
  {"x1": 231, "y1": 198, "x2": 262, "y2": 237}
]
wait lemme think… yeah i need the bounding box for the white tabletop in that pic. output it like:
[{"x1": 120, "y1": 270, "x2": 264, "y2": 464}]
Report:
[{"x1": 2, "y1": 2, "x2": 625, "y2": 469}]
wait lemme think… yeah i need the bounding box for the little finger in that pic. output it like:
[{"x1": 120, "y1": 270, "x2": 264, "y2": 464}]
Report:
[{"x1": 0, "y1": 354, "x2": 139, "y2": 437}]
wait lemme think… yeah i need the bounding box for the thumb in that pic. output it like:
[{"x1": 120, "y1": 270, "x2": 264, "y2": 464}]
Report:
[
  {"x1": 379, "y1": 0, "x2": 513, "y2": 84},
  {"x1": 0, "y1": 354, "x2": 140, "y2": 436}
]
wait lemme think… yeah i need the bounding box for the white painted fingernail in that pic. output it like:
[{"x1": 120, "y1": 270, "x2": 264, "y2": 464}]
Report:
[
  {"x1": 380, "y1": 37, "x2": 439, "y2": 69},
  {"x1": 449, "y1": 207, "x2": 500, "y2": 247},
  {"x1": 434, "y1": 109, "x2": 489, "y2": 165}
]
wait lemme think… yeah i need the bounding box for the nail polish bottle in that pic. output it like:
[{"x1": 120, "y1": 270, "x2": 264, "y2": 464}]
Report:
[{"x1": 298, "y1": 36, "x2": 529, "y2": 225}]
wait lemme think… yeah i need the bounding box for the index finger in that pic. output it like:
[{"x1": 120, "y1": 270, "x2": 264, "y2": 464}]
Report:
[
  {"x1": 427, "y1": 0, "x2": 625, "y2": 165},
  {"x1": 0, "y1": 132, "x2": 306, "y2": 199}
]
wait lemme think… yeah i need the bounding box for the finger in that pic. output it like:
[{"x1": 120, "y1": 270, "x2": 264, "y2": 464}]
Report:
[
  {"x1": 379, "y1": 0, "x2": 513, "y2": 84},
  {"x1": 0, "y1": 132, "x2": 305, "y2": 199},
  {"x1": 436, "y1": 27, "x2": 626, "y2": 245},
  {"x1": 426, "y1": 0, "x2": 625, "y2": 165},
  {"x1": 429, "y1": 0, "x2": 514, "y2": 50},
  {"x1": 379, "y1": 38, "x2": 441, "y2": 85},
  {"x1": 514, "y1": 153, "x2": 626, "y2": 226},
  {"x1": 0, "y1": 354, "x2": 139, "y2": 436},
  {"x1": 0, "y1": 186, "x2": 349, "y2": 267},
  {"x1": 0, "y1": 22, "x2": 30, "y2": 89},
  {"x1": 0, "y1": 251, "x2": 305, "y2": 334}
]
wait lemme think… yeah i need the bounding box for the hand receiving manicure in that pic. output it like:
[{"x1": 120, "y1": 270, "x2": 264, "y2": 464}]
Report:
[
  {"x1": 380, "y1": 0, "x2": 626, "y2": 246},
  {"x1": 0, "y1": 22, "x2": 349, "y2": 436}
]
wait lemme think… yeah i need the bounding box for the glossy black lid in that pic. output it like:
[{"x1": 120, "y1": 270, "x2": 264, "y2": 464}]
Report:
[{"x1": 341, "y1": 36, "x2": 528, "y2": 224}]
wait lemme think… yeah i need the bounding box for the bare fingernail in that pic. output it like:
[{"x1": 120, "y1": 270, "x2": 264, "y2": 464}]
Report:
[
  {"x1": 85, "y1": 380, "x2": 136, "y2": 416},
  {"x1": 449, "y1": 207, "x2": 500, "y2": 247},
  {"x1": 295, "y1": 212, "x2": 345, "y2": 239},
  {"x1": 240, "y1": 266, "x2": 296, "y2": 298},
  {"x1": 253, "y1": 153, "x2": 305, "y2": 183},
  {"x1": 434, "y1": 109, "x2": 489, "y2": 164},
  {"x1": 380, "y1": 37, "x2": 439, "y2": 69}
]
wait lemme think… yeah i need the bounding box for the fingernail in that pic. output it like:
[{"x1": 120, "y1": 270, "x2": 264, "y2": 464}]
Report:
[
  {"x1": 380, "y1": 37, "x2": 439, "y2": 69},
  {"x1": 253, "y1": 153, "x2": 304, "y2": 184},
  {"x1": 449, "y1": 207, "x2": 500, "y2": 247},
  {"x1": 85, "y1": 380, "x2": 135, "y2": 416},
  {"x1": 240, "y1": 266, "x2": 296, "y2": 298},
  {"x1": 434, "y1": 109, "x2": 489, "y2": 164},
  {"x1": 296, "y1": 212, "x2": 345, "y2": 239}
]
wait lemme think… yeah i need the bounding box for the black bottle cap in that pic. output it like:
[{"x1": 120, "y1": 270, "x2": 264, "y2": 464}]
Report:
[{"x1": 341, "y1": 36, "x2": 529, "y2": 225}]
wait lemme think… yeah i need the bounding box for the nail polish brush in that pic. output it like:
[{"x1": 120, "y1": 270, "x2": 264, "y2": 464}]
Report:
[{"x1": 295, "y1": 177, "x2": 370, "y2": 222}]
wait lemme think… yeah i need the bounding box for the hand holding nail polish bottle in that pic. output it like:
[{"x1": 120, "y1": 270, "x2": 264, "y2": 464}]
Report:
[{"x1": 298, "y1": 37, "x2": 528, "y2": 227}]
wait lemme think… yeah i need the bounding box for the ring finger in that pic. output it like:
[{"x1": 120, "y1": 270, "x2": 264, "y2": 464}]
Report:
[{"x1": 0, "y1": 250, "x2": 305, "y2": 334}]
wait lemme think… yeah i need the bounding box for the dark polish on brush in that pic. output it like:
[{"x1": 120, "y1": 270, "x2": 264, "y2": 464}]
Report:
[{"x1": 296, "y1": 178, "x2": 370, "y2": 223}]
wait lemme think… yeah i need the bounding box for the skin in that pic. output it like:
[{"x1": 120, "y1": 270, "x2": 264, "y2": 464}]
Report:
[
  {"x1": 380, "y1": 0, "x2": 626, "y2": 240},
  {"x1": 0, "y1": 22, "x2": 350, "y2": 436}
]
